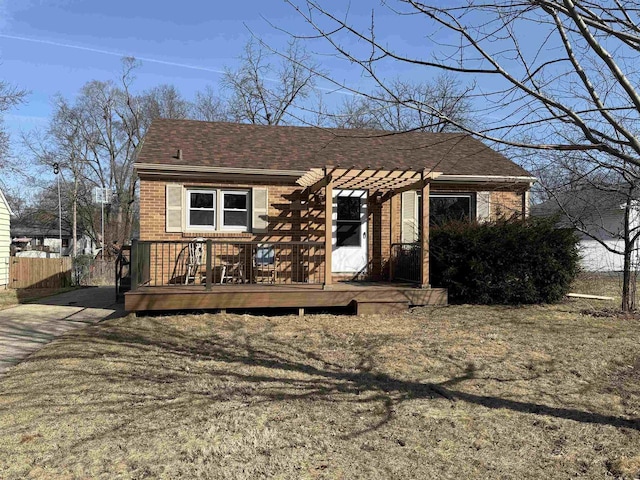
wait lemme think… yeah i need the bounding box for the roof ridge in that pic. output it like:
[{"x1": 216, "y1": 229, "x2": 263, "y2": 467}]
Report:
[{"x1": 148, "y1": 118, "x2": 473, "y2": 138}]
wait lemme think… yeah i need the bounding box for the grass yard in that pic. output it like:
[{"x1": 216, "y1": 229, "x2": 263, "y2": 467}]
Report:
[{"x1": 1, "y1": 298, "x2": 639, "y2": 478}]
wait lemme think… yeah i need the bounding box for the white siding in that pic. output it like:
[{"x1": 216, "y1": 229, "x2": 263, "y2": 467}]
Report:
[
  {"x1": 0, "y1": 192, "x2": 11, "y2": 288},
  {"x1": 578, "y1": 239, "x2": 640, "y2": 272}
]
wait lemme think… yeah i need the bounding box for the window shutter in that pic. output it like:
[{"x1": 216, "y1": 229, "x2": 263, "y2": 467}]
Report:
[
  {"x1": 476, "y1": 191, "x2": 491, "y2": 223},
  {"x1": 166, "y1": 184, "x2": 183, "y2": 233},
  {"x1": 252, "y1": 187, "x2": 269, "y2": 232},
  {"x1": 401, "y1": 191, "x2": 418, "y2": 243}
]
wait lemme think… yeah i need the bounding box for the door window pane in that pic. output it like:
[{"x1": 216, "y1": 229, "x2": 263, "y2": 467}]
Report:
[
  {"x1": 337, "y1": 197, "x2": 361, "y2": 221},
  {"x1": 337, "y1": 222, "x2": 361, "y2": 247}
]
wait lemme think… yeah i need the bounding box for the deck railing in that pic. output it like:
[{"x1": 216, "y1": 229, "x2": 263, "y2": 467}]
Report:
[
  {"x1": 130, "y1": 239, "x2": 325, "y2": 289},
  {"x1": 390, "y1": 243, "x2": 421, "y2": 283},
  {"x1": 115, "y1": 245, "x2": 131, "y2": 300}
]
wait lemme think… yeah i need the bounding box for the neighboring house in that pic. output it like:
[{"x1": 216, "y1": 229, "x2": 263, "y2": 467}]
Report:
[
  {"x1": 126, "y1": 119, "x2": 535, "y2": 313},
  {"x1": 11, "y1": 219, "x2": 98, "y2": 258},
  {"x1": 0, "y1": 188, "x2": 13, "y2": 289},
  {"x1": 532, "y1": 186, "x2": 640, "y2": 272}
]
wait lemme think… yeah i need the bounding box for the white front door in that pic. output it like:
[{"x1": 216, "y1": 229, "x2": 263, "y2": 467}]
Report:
[{"x1": 332, "y1": 189, "x2": 368, "y2": 274}]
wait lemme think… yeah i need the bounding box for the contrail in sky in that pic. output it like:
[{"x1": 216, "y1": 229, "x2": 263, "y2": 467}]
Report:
[
  {"x1": 0, "y1": 33, "x2": 228, "y2": 74},
  {"x1": 0, "y1": 32, "x2": 354, "y2": 95}
]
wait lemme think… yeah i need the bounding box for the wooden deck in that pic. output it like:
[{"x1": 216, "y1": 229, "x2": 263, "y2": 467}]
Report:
[{"x1": 124, "y1": 282, "x2": 447, "y2": 314}]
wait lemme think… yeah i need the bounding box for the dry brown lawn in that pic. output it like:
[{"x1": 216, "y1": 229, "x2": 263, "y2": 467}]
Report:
[
  {"x1": 0, "y1": 297, "x2": 639, "y2": 478},
  {"x1": 0, "y1": 287, "x2": 77, "y2": 310}
]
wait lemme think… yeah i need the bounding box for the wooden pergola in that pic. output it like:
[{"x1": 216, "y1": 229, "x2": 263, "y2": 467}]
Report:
[{"x1": 297, "y1": 167, "x2": 442, "y2": 289}]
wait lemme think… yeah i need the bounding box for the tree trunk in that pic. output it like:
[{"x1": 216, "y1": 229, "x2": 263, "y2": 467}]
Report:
[{"x1": 622, "y1": 199, "x2": 635, "y2": 312}]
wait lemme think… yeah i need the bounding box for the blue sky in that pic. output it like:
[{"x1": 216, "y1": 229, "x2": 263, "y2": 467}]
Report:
[{"x1": 0, "y1": 0, "x2": 439, "y2": 156}]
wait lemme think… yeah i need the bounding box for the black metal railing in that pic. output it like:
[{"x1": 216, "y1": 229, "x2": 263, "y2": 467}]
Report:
[
  {"x1": 115, "y1": 245, "x2": 131, "y2": 300},
  {"x1": 390, "y1": 243, "x2": 421, "y2": 283},
  {"x1": 130, "y1": 239, "x2": 325, "y2": 290}
]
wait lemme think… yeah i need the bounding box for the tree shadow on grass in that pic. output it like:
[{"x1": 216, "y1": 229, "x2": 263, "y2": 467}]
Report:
[{"x1": 4, "y1": 314, "x2": 639, "y2": 452}]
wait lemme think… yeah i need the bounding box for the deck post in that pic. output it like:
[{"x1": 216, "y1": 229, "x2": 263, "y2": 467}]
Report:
[
  {"x1": 131, "y1": 239, "x2": 138, "y2": 291},
  {"x1": 389, "y1": 193, "x2": 397, "y2": 281},
  {"x1": 206, "y1": 239, "x2": 212, "y2": 291},
  {"x1": 420, "y1": 175, "x2": 430, "y2": 288},
  {"x1": 324, "y1": 172, "x2": 333, "y2": 289}
]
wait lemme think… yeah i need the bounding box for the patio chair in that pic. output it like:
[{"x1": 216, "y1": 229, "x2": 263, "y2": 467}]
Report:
[
  {"x1": 253, "y1": 244, "x2": 277, "y2": 284},
  {"x1": 219, "y1": 261, "x2": 246, "y2": 284},
  {"x1": 184, "y1": 239, "x2": 204, "y2": 285}
]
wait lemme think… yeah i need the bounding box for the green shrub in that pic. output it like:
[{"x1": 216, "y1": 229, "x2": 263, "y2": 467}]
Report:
[{"x1": 430, "y1": 217, "x2": 580, "y2": 304}]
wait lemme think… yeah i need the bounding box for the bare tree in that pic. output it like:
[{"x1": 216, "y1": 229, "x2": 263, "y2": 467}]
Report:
[
  {"x1": 331, "y1": 74, "x2": 474, "y2": 131},
  {"x1": 330, "y1": 95, "x2": 383, "y2": 129},
  {"x1": 223, "y1": 38, "x2": 319, "y2": 125},
  {"x1": 139, "y1": 84, "x2": 191, "y2": 130},
  {"x1": 285, "y1": 0, "x2": 640, "y2": 310},
  {"x1": 0, "y1": 80, "x2": 27, "y2": 169},
  {"x1": 192, "y1": 85, "x2": 230, "y2": 122},
  {"x1": 25, "y1": 58, "x2": 144, "y2": 250}
]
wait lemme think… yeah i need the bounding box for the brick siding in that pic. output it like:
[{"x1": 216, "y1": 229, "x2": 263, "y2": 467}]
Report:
[{"x1": 139, "y1": 175, "x2": 528, "y2": 282}]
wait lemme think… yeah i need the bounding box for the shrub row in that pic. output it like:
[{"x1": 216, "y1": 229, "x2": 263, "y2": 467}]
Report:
[{"x1": 430, "y1": 217, "x2": 579, "y2": 304}]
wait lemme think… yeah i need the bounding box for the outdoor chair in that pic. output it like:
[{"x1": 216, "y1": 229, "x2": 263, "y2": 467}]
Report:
[
  {"x1": 252, "y1": 244, "x2": 277, "y2": 284},
  {"x1": 184, "y1": 239, "x2": 205, "y2": 285},
  {"x1": 219, "y1": 261, "x2": 246, "y2": 284}
]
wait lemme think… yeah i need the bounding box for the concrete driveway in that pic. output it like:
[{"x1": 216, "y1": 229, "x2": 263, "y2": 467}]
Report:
[{"x1": 0, "y1": 287, "x2": 125, "y2": 373}]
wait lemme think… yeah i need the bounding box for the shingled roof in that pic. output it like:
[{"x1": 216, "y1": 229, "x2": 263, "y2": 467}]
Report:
[{"x1": 136, "y1": 119, "x2": 532, "y2": 177}]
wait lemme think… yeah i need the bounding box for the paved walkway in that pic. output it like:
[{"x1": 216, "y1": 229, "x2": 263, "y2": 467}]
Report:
[{"x1": 0, "y1": 287, "x2": 125, "y2": 374}]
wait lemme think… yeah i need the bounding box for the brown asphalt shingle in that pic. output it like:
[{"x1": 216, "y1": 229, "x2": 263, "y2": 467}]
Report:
[{"x1": 136, "y1": 119, "x2": 532, "y2": 177}]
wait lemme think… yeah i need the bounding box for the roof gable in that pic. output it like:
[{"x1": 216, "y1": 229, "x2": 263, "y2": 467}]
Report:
[{"x1": 136, "y1": 119, "x2": 532, "y2": 178}]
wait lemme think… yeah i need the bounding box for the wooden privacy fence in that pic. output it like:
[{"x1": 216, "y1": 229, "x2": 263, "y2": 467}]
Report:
[{"x1": 9, "y1": 257, "x2": 72, "y2": 289}]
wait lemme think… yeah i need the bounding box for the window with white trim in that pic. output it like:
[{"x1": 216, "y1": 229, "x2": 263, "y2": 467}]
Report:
[
  {"x1": 188, "y1": 190, "x2": 216, "y2": 229},
  {"x1": 221, "y1": 190, "x2": 249, "y2": 230},
  {"x1": 185, "y1": 188, "x2": 250, "y2": 232}
]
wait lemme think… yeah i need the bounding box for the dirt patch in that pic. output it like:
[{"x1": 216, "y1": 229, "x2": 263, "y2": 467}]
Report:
[{"x1": 0, "y1": 303, "x2": 639, "y2": 479}]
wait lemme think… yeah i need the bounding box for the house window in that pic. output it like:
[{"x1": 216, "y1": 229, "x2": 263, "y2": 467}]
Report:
[
  {"x1": 185, "y1": 188, "x2": 250, "y2": 232},
  {"x1": 188, "y1": 190, "x2": 216, "y2": 229},
  {"x1": 221, "y1": 191, "x2": 249, "y2": 230},
  {"x1": 430, "y1": 194, "x2": 474, "y2": 227}
]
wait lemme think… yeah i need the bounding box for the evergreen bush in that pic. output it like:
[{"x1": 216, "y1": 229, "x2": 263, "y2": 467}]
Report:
[{"x1": 430, "y1": 217, "x2": 579, "y2": 304}]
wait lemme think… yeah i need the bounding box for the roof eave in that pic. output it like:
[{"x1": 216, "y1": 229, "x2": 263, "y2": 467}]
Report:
[
  {"x1": 134, "y1": 163, "x2": 309, "y2": 178},
  {"x1": 436, "y1": 174, "x2": 537, "y2": 184}
]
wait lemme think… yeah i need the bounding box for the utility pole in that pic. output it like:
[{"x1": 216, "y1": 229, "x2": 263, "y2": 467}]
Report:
[{"x1": 53, "y1": 163, "x2": 62, "y2": 256}]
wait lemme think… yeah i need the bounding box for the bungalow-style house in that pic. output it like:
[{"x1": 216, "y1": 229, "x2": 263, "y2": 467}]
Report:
[
  {"x1": 126, "y1": 119, "x2": 535, "y2": 314},
  {"x1": 0, "y1": 188, "x2": 12, "y2": 289}
]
